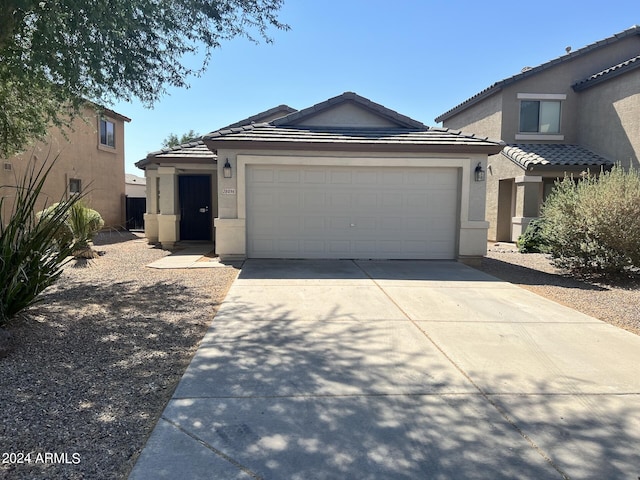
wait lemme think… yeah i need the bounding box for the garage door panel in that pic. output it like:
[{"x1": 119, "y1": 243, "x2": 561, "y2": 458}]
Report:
[
  {"x1": 330, "y1": 192, "x2": 351, "y2": 208},
  {"x1": 303, "y1": 217, "x2": 326, "y2": 231},
  {"x1": 354, "y1": 171, "x2": 378, "y2": 184},
  {"x1": 247, "y1": 165, "x2": 458, "y2": 259},
  {"x1": 278, "y1": 191, "x2": 300, "y2": 208},
  {"x1": 276, "y1": 169, "x2": 300, "y2": 183},
  {"x1": 303, "y1": 170, "x2": 326, "y2": 183},
  {"x1": 330, "y1": 170, "x2": 353, "y2": 184},
  {"x1": 249, "y1": 167, "x2": 276, "y2": 183}
]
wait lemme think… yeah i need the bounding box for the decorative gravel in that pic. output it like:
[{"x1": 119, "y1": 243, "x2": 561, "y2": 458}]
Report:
[
  {"x1": 477, "y1": 243, "x2": 640, "y2": 336},
  {"x1": 0, "y1": 231, "x2": 239, "y2": 479}
]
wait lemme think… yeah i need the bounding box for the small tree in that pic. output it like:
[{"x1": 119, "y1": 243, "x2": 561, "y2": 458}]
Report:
[
  {"x1": 541, "y1": 165, "x2": 640, "y2": 275},
  {"x1": 162, "y1": 130, "x2": 201, "y2": 148},
  {"x1": 0, "y1": 157, "x2": 82, "y2": 326}
]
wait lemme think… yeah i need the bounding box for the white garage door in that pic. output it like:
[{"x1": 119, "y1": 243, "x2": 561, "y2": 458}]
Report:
[{"x1": 246, "y1": 165, "x2": 459, "y2": 259}]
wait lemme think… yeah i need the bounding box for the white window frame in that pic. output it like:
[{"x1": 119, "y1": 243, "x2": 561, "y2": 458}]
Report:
[{"x1": 516, "y1": 93, "x2": 566, "y2": 140}]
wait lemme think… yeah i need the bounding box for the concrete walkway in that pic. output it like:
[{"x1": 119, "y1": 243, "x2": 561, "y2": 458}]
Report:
[
  {"x1": 146, "y1": 243, "x2": 231, "y2": 269},
  {"x1": 129, "y1": 260, "x2": 640, "y2": 479}
]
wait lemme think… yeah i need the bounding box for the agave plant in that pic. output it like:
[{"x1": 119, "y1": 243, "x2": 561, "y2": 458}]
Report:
[{"x1": 0, "y1": 155, "x2": 83, "y2": 326}]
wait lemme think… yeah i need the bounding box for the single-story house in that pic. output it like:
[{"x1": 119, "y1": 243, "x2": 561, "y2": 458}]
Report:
[{"x1": 138, "y1": 92, "x2": 505, "y2": 262}]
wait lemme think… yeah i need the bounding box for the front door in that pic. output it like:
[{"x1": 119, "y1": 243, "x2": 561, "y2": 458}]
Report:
[{"x1": 179, "y1": 175, "x2": 212, "y2": 241}]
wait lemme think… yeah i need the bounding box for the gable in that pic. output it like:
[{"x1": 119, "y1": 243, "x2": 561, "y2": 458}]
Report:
[
  {"x1": 272, "y1": 92, "x2": 426, "y2": 130},
  {"x1": 292, "y1": 102, "x2": 404, "y2": 129}
]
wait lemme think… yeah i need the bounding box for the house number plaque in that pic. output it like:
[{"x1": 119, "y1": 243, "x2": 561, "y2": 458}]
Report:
[{"x1": 222, "y1": 188, "x2": 236, "y2": 195}]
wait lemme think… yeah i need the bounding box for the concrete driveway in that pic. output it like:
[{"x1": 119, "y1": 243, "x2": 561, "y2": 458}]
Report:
[{"x1": 129, "y1": 260, "x2": 640, "y2": 479}]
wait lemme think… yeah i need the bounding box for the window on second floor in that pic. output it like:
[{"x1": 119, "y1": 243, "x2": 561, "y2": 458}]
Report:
[
  {"x1": 516, "y1": 93, "x2": 566, "y2": 138},
  {"x1": 520, "y1": 100, "x2": 561, "y2": 134},
  {"x1": 100, "y1": 118, "x2": 115, "y2": 148}
]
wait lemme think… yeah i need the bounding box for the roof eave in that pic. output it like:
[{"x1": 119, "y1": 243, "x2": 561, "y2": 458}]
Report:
[
  {"x1": 573, "y1": 58, "x2": 640, "y2": 91},
  {"x1": 203, "y1": 138, "x2": 505, "y2": 155}
]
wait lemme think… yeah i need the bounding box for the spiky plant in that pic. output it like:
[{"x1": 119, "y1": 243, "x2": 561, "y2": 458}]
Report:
[
  {"x1": 67, "y1": 202, "x2": 104, "y2": 258},
  {"x1": 0, "y1": 155, "x2": 82, "y2": 326}
]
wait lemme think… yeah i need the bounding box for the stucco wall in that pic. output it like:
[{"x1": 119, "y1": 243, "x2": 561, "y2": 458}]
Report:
[
  {"x1": 1, "y1": 106, "x2": 127, "y2": 227},
  {"x1": 577, "y1": 71, "x2": 640, "y2": 168},
  {"x1": 442, "y1": 93, "x2": 502, "y2": 140},
  {"x1": 485, "y1": 154, "x2": 524, "y2": 241},
  {"x1": 296, "y1": 103, "x2": 401, "y2": 128}
]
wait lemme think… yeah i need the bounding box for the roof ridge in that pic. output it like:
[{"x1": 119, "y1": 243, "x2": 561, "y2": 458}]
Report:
[
  {"x1": 271, "y1": 92, "x2": 427, "y2": 130},
  {"x1": 435, "y1": 25, "x2": 640, "y2": 123}
]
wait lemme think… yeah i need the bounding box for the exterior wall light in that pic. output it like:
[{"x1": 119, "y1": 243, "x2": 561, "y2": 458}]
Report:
[
  {"x1": 474, "y1": 162, "x2": 486, "y2": 182},
  {"x1": 223, "y1": 159, "x2": 232, "y2": 178}
]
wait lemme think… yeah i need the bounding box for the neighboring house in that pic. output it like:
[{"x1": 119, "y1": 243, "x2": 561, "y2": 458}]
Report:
[
  {"x1": 125, "y1": 173, "x2": 146, "y2": 230},
  {"x1": 435, "y1": 25, "x2": 640, "y2": 242},
  {"x1": 1, "y1": 104, "x2": 131, "y2": 227},
  {"x1": 140, "y1": 92, "x2": 504, "y2": 262}
]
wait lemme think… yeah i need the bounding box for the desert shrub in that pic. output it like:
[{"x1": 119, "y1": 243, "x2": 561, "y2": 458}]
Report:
[
  {"x1": 516, "y1": 218, "x2": 548, "y2": 253},
  {"x1": 38, "y1": 201, "x2": 104, "y2": 258},
  {"x1": 68, "y1": 202, "x2": 104, "y2": 258},
  {"x1": 541, "y1": 165, "x2": 640, "y2": 275},
  {"x1": 0, "y1": 158, "x2": 82, "y2": 326}
]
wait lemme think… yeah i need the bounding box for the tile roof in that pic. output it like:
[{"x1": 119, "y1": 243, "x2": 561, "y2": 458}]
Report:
[
  {"x1": 136, "y1": 105, "x2": 299, "y2": 169},
  {"x1": 572, "y1": 55, "x2": 640, "y2": 91},
  {"x1": 502, "y1": 144, "x2": 613, "y2": 169},
  {"x1": 221, "y1": 105, "x2": 297, "y2": 129},
  {"x1": 435, "y1": 25, "x2": 640, "y2": 123},
  {"x1": 272, "y1": 92, "x2": 426, "y2": 129},
  {"x1": 135, "y1": 140, "x2": 215, "y2": 169},
  {"x1": 204, "y1": 123, "x2": 505, "y2": 152}
]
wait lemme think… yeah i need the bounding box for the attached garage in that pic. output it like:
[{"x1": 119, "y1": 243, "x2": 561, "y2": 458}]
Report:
[
  {"x1": 246, "y1": 164, "x2": 459, "y2": 259},
  {"x1": 204, "y1": 92, "x2": 505, "y2": 262}
]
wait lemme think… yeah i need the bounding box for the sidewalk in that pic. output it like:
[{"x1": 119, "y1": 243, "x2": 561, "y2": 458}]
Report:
[{"x1": 146, "y1": 244, "x2": 231, "y2": 269}]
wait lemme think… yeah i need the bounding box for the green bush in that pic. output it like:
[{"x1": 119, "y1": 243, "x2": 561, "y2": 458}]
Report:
[
  {"x1": 516, "y1": 218, "x2": 548, "y2": 253},
  {"x1": 0, "y1": 158, "x2": 82, "y2": 326},
  {"x1": 541, "y1": 165, "x2": 640, "y2": 275},
  {"x1": 40, "y1": 201, "x2": 104, "y2": 258}
]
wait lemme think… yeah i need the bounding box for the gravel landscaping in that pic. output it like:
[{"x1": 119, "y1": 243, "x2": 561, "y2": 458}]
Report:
[
  {"x1": 478, "y1": 243, "x2": 640, "y2": 336},
  {"x1": 1, "y1": 235, "x2": 638, "y2": 479},
  {"x1": 0, "y1": 231, "x2": 239, "y2": 479}
]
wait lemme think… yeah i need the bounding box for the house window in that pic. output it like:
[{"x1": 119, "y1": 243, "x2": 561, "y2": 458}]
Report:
[
  {"x1": 516, "y1": 93, "x2": 566, "y2": 137},
  {"x1": 69, "y1": 178, "x2": 82, "y2": 194},
  {"x1": 520, "y1": 100, "x2": 561, "y2": 133},
  {"x1": 100, "y1": 118, "x2": 115, "y2": 147}
]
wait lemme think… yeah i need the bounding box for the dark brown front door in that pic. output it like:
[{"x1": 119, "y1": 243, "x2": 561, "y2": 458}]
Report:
[{"x1": 179, "y1": 175, "x2": 212, "y2": 241}]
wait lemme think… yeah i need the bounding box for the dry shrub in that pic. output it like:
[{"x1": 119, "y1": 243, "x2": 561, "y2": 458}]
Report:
[{"x1": 541, "y1": 165, "x2": 640, "y2": 275}]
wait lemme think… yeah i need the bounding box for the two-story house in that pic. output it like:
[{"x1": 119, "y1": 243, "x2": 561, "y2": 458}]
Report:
[
  {"x1": 436, "y1": 26, "x2": 640, "y2": 242},
  {"x1": 1, "y1": 104, "x2": 131, "y2": 227}
]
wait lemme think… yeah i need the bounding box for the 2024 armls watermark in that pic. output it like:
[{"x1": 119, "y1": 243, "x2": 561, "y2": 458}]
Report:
[{"x1": 2, "y1": 452, "x2": 81, "y2": 465}]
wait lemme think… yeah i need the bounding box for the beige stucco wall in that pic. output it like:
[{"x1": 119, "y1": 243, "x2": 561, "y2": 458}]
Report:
[
  {"x1": 213, "y1": 148, "x2": 490, "y2": 260},
  {"x1": 442, "y1": 93, "x2": 503, "y2": 140},
  {"x1": 485, "y1": 154, "x2": 525, "y2": 241},
  {"x1": 296, "y1": 103, "x2": 401, "y2": 128},
  {"x1": 577, "y1": 71, "x2": 640, "y2": 168},
  {"x1": 1, "y1": 106, "x2": 128, "y2": 227}
]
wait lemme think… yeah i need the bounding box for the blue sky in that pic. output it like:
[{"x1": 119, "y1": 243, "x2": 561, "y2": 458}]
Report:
[{"x1": 113, "y1": 1, "x2": 639, "y2": 174}]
